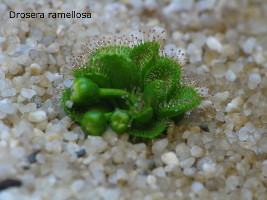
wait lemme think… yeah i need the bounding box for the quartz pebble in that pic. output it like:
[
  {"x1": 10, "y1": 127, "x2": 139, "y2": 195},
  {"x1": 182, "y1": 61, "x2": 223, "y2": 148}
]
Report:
[
  {"x1": 206, "y1": 37, "x2": 222, "y2": 52},
  {"x1": 161, "y1": 152, "x2": 179, "y2": 166},
  {"x1": 190, "y1": 145, "x2": 204, "y2": 158},
  {"x1": 21, "y1": 88, "x2": 37, "y2": 99},
  {"x1": 28, "y1": 110, "x2": 47, "y2": 122},
  {"x1": 248, "y1": 73, "x2": 261, "y2": 90},
  {"x1": 0, "y1": 1, "x2": 266, "y2": 199},
  {"x1": 152, "y1": 139, "x2": 168, "y2": 154}
]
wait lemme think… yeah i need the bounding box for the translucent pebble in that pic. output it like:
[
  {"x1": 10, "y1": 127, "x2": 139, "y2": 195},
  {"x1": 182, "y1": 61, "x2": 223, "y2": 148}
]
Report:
[
  {"x1": 56, "y1": 25, "x2": 66, "y2": 36},
  {"x1": 187, "y1": 43, "x2": 202, "y2": 63},
  {"x1": 44, "y1": 71, "x2": 56, "y2": 82},
  {"x1": 206, "y1": 37, "x2": 222, "y2": 52},
  {"x1": 0, "y1": 54, "x2": 5, "y2": 65},
  {"x1": 63, "y1": 132, "x2": 78, "y2": 141},
  {"x1": 238, "y1": 122, "x2": 254, "y2": 141},
  {"x1": 226, "y1": 175, "x2": 239, "y2": 191},
  {"x1": 190, "y1": 145, "x2": 204, "y2": 158},
  {"x1": 152, "y1": 167, "x2": 166, "y2": 177},
  {"x1": 225, "y1": 70, "x2": 236, "y2": 81},
  {"x1": 152, "y1": 138, "x2": 168, "y2": 154},
  {"x1": 21, "y1": 88, "x2": 37, "y2": 99},
  {"x1": 191, "y1": 181, "x2": 204, "y2": 193},
  {"x1": 248, "y1": 73, "x2": 261, "y2": 90},
  {"x1": 84, "y1": 136, "x2": 108, "y2": 154},
  {"x1": 11, "y1": 146, "x2": 25, "y2": 159},
  {"x1": 241, "y1": 37, "x2": 256, "y2": 54},
  {"x1": 225, "y1": 102, "x2": 240, "y2": 113},
  {"x1": 183, "y1": 167, "x2": 196, "y2": 176},
  {"x1": 28, "y1": 110, "x2": 47, "y2": 122},
  {"x1": 202, "y1": 162, "x2": 216, "y2": 178},
  {"x1": 175, "y1": 143, "x2": 191, "y2": 160},
  {"x1": 253, "y1": 51, "x2": 265, "y2": 65},
  {"x1": 16, "y1": 52, "x2": 30, "y2": 65},
  {"x1": 19, "y1": 103, "x2": 37, "y2": 114},
  {"x1": 63, "y1": 79, "x2": 73, "y2": 88},
  {"x1": 214, "y1": 91, "x2": 229, "y2": 102},
  {"x1": 231, "y1": 96, "x2": 244, "y2": 107},
  {"x1": 0, "y1": 111, "x2": 7, "y2": 119},
  {"x1": 147, "y1": 175, "x2": 157, "y2": 185},
  {"x1": 211, "y1": 62, "x2": 227, "y2": 78},
  {"x1": 71, "y1": 179, "x2": 84, "y2": 193},
  {"x1": 215, "y1": 111, "x2": 225, "y2": 122},
  {"x1": 31, "y1": 29, "x2": 43, "y2": 41},
  {"x1": 26, "y1": 38, "x2": 37, "y2": 48},
  {"x1": 1, "y1": 88, "x2": 16, "y2": 97},
  {"x1": 0, "y1": 99, "x2": 17, "y2": 114},
  {"x1": 65, "y1": 100, "x2": 73, "y2": 108},
  {"x1": 46, "y1": 43, "x2": 60, "y2": 53},
  {"x1": 180, "y1": 157, "x2": 195, "y2": 168},
  {"x1": 228, "y1": 62, "x2": 244, "y2": 73},
  {"x1": 161, "y1": 152, "x2": 179, "y2": 166}
]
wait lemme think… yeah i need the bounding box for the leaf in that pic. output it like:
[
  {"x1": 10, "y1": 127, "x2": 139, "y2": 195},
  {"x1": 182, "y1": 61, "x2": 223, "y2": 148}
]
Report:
[
  {"x1": 143, "y1": 79, "x2": 167, "y2": 109},
  {"x1": 129, "y1": 41, "x2": 160, "y2": 68},
  {"x1": 97, "y1": 54, "x2": 140, "y2": 90},
  {"x1": 84, "y1": 73, "x2": 110, "y2": 88},
  {"x1": 143, "y1": 57, "x2": 181, "y2": 99},
  {"x1": 128, "y1": 120, "x2": 167, "y2": 139},
  {"x1": 158, "y1": 86, "x2": 202, "y2": 118}
]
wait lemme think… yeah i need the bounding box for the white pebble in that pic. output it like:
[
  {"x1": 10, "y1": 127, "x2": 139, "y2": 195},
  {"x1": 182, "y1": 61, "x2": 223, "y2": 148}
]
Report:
[
  {"x1": 241, "y1": 37, "x2": 256, "y2": 54},
  {"x1": 226, "y1": 175, "x2": 239, "y2": 191},
  {"x1": 152, "y1": 167, "x2": 166, "y2": 177},
  {"x1": 206, "y1": 36, "x2": 222, "y2": 52},
  {"x1": 190, "y1": 145, "x2": 204, "y2": 158},
  {"x1": 147, "y1": 175, "x2": 157, "y2": 185},
  {"x1": 183, "y1": 167, "x2": 196, "y2": 176},
  {"x1": 202, "y1": 162, "x2": 216, "y2": 178},
  {"x1": 225, "y1": 70, "x2": 236, "y2": 81},
  {"x1": 214, "y1": 91, "x2": 229, "y2": 102},
  {"x1": 225, "y1": 102, "x2": 240, "y2": 113},
  {"x1": 253, "y1": 50, "x2": 265, "y2": 65},
  {"x1": 248, "y1": 73, "x2": 261, "y2": 90},
  {"x1": 152, "y1": 138, "x2": 168, "y2": 154},
  {"x1": 63, "y1": 132, "x2": 78, "y2": 141},
  {"x1": 239, "y1": 126, "x2": 250, "y2": 141},
  {"x1": 0, "y1": 111, "x2": 7, "y2": 119},
  {"x1": 71, "y1": 179, "x2": 85, "y2": 193},
  {"x1": 56, "y1": 25, "x2": 66, "y2": 36},
  {"x1": 19, "y1": 103, "x2": 37, "y2": 113},
  {"x1": 28, "y1": 110, "x2": 47, "y2": 122},
  {"x1": 30, "y1": 63, "x2": 41, "y2": 75},
  {"x1": 161, "y1": 152, "x2": 179, "y2": 166},
  {"x1": 1, "y1": 88, "x2": 16, "y2": 97},
  {"x1": 0, "y1": 99, "x2": 17, "y2": 114},
  {"x1": 11, "y1": 146, "x2": 25, "y2": 159},
  {"x1": 46, "y1": 43, "x2": 60, "y2": 53},
  {"x1": 44, "y1": 71, "x2": 56, "y2": 82},
  {"x1": 180, "y1": 157, "x2": 195, "y2": 168},
  {"x1": 26, "y1": 37, "x2": 37, "y2": 48},
  {"x1": 191, "y1": 181, "x2": 204, "y2": 193},
  {"x1": 65, "y1": 100, "x2": 73, "y2": 108},
  {"x1": 21, "y1": 88, "x2": 37, "y2": 99}
]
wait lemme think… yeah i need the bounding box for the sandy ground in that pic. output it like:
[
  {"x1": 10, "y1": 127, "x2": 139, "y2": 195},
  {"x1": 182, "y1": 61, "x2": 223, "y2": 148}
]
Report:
[{"x1": 0, "y1": 0, "x2": 267, "y2": 200}]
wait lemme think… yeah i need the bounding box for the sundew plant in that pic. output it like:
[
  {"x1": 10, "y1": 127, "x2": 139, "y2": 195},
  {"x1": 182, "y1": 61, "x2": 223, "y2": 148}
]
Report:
[{"x1": 61, "y1": 30, "x2": 204, "y2": 139}]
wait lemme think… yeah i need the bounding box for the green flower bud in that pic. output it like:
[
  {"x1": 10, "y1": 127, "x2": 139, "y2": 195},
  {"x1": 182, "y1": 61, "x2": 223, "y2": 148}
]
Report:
[
  {"x1": 110, "y1": 110, "x2": 131, "y2": 134},
  {"x1": 81, "y1": 110, "x2": 107, "y2": 136}
]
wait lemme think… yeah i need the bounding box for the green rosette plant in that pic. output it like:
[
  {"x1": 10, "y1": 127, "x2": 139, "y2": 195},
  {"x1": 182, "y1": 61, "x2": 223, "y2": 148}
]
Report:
[{"x1": 61, "y1": 31, "x2": 203, "y2": 138}]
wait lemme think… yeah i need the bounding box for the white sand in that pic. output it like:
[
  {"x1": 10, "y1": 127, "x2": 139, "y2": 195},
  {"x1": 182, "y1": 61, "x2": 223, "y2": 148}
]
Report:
[{"x1": 0, "y1": 0, "x2": 267, "y2": 199}]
